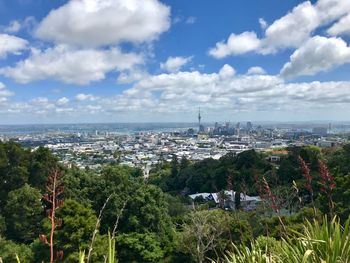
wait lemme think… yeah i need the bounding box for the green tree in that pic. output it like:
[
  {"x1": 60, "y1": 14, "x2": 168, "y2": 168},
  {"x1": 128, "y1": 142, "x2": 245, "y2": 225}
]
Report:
[
  {"x1": 329, "y1": 173, "x2": 350, "y2": 222},
  {"x1": 117, "y1": 232, "x2": 164, "y2": 263},
  {"x1": 120, "y1": 184, "x2": 173, "y2": 234},
  {"x1": 171, "y1": 154, "x2": 179, "y2": 178},
  {"x1": 229, "y1": 218, "x2": 252, "y2": 246},
  {"x1": 0, "y1": 142, "x2": 58, "y2": 211},
  {"x1": 113, "y1": 150, "x2": 122, "y2": 164},
  {"x1": 28, "y1": 146, "x2": 58, "y2": 191},
  {"x1": 4, "y1": 184, "x2": 43, "y2": 243},
  {"x1": 277, "y1": 156, "x2": 301, "y2": 184},
  {"x1": 54, "y1": 199, "x2": 97, "y2": 261},
  {"x1": 62, "y1": 166, "x2": 99, "y2": 205},
  {"x1": 164, "y1": 194, "x2": 189, "y2": 226},
  {"x1": 180, "y1": 209, "x2": 232, "y2": 263},
  {"x1": 0, "y1": 238, "x2": 33, "y2": 262},
  {"x1": 180, "y1": 156, "x2": 190, "y2": 170},
  {"x1": 0, "y1": 214, "x2": 6, "y2": 236},
  {"x1": 234, "y1": 191, "x2": 241, "y2": 210}
]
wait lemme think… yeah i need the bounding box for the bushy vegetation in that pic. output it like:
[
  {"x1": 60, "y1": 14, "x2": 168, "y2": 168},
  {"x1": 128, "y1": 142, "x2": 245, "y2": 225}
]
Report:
[
  {"x1": 222, "y1": 217, "x2": 350, "y2": 263},
  {"x1": 1, "y1": 141, "x2": 350, "y2": 262}
]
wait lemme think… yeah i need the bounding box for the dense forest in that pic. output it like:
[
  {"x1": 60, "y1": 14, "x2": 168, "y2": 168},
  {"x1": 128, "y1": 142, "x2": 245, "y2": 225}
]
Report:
[{"x1": 1, "y1": 141, "x2": 350, "y2": 262}]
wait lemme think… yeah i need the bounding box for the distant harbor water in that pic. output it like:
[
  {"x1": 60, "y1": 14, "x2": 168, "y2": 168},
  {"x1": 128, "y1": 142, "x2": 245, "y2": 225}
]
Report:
[
  {"x1": 0, "y1": 123, "x2": 199, "y2": 136},
  {"x1": 1, "y1": 122, "x2": 350, "y2": 136}
]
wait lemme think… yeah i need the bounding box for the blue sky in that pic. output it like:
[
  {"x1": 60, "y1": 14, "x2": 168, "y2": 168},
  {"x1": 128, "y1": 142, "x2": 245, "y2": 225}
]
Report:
[{"x1": 0, "y1": 0, "x2": 350, "y2": 124}]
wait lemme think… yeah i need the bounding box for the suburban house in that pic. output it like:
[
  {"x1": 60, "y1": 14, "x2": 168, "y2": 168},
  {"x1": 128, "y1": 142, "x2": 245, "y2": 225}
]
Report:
[{"x1": 189, "y1": 190, "x2": 261, "y2": 211}]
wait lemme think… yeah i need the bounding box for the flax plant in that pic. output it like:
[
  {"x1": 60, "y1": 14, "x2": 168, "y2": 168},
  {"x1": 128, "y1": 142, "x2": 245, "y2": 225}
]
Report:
[
  {"x1": 220, "y1": 216, "x2": 350, "y2": 263},
  {"x1": 261, "y1": 177, "x2": 286, "y2": 233},
  {"x1": 39, "y1": 168, "x2": 64, "y2": 263},
  {"x1": 318, "y1": 160, "x2": 335, "y2": 218},
  {"x1": 79, "y1": 233, "x2": 118, "y2": 263},
  {"x1": 299, "y1": 157, "x2": 317, "y2": 217}
]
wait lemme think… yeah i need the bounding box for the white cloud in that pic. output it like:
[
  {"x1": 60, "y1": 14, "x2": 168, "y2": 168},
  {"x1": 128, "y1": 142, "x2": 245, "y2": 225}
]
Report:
[
  {"x1": 75, "y1": 93, "x2": 97, "y2": 101},
  {"x1": 160, "y1": 56, "x2": 192, "y2": 73},
  {"x1": 172, "y1": 16, "x2": 196, "y2": 25},
  {"x1": 247, "y1": 66, "x2": 266, "y2": 75},
  {"x1": 116, "y1": 64, "x2": 283, "y2": 114},
  {"x1": 0, "y1": 82, "x2": 14, "y2": 98},
  {"x1": 186, "y1": 16, "x2": 197, "y2": 24},
  {"x1": 3, "y1": 68, "x2": 350, "y2": 120},
  {"x1": 0, "y1": 34, "x2": 28, "y2": 58},
  {"x1": 22, "y1": 16, "x2": 37, "y2": 32},
  {"x1": 285, "y1": 81, "x2": 350, "y2": 104},
  {"x1": 280, "y1": 36, "x2": 350, "y2": 78},
  {"x1": 75, "y1": 69, "x2": 350, "y2": 116},
  {"x1": 0, "y1": 96, "x2": 75, "y2": 116},
  {"x1": 4, "y1": 20, "x2": 21, "y2": 33},
  {"x1": 209, "y1": 0, "x2": 350, "y2": 58},
  {"x1": 262, "y1": 1, "x2": 319, "y2": 53},
  {"x1": 35, "y1": 0, "x2": 171, "y2": 47},
  {"x1": 1, "y1": 17, "x2": 37, "y2": 34},
  {"x1": 0, "y1": 45, "x2": 143, "y2": 85},
  {"x1": 327, "y1": 14, "x2": 350, "y2": 36},
  {"x1": 31, "y1": 97, "x2": 50, "y2": 105},
  {"x1": 172, "y1": 16, "x2": 183, "y2": 25},
  {"x1": 57, "y1": 97, "x2": 69, "y2": 105},
  {"x1": 219, "y1": 64, "x2": 236, "y2": 78},
  {"x1": 315, "y1": 0, "x2": 350, "y2": 23},
  {"x1": 209, "y1": 32, "x2": 261, "y2": 58},
  {"x1": 259, "y1": 18, "x2": 268, "y2": 29},
  {"x1": 117, "y1": 68, "x2": 149, "y2": 84}
]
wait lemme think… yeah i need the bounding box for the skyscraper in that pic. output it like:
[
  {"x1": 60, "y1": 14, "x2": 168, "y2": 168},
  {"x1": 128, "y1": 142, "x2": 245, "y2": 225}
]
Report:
[
  {"x1": 198, "y1": 107, "x2": 201, "y2": 128},
  {"x1": 247, "y1": 121, "x2": 253, "y2": 131},
  {"x1": 198, "y1": 108, "x2": 204, "y2": 133}
]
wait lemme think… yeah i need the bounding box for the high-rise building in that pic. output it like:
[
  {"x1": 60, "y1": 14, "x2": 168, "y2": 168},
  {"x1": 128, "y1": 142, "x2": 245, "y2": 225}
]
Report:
[
  {"x1": 198, "y1": 108, "x2": 204, "y2": 133},
  {"x1": 312, "y1": 127, "x2": 328, "y2": 136},
  {"x1": 198, "y1": 108, "x2": 201, "y2": 128},
  {"x1": 246, "y1": 121, "x2": 253, "y2": 131}
]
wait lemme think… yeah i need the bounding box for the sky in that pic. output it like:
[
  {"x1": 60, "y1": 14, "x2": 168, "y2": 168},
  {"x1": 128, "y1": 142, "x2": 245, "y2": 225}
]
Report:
[{"x1": 1, "y1": 0, "x2": 350, "y2": 124}]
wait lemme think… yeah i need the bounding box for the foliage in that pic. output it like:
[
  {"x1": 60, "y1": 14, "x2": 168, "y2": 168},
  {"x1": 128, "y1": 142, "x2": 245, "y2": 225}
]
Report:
[
  {"x1": 293, "y1": 216, "x2": 350, "y2": 262},
  {"x1": 78, "y1": 233, "x2": 117, "y2": 263},
  {"x1": 3, "y1": 142, "x2": 350, "y2": 262},
  {"x1": 55, "y1": 199, "x2": 97, "y2": 261},
  {"x1": 164, "y1": 194, "x2": 189, "y2": 226},
  {"x1": 117, "y1": 232, "x2": 164, "y2": 263},
  {"x1": 221, "y1": 216, "x2": 350, "y2": 263},
  {"x1": 0, "y1": 142, "x2": 58, "y2": 211},
  {"x1": 256, "y1": 207, "x2": 321, "y2": 238},
  {"x1": 180, "y1": 209, "x2": 234, "y2": 263},
  {"x1": 229, "y1": 218, "x2": 253, "y2": 246},
  {"x1": 149, "y1": 149, "x2": 272, "y2": 195},
  {"x1": 0, "y1": 142, "x2": 30, "y2": 210},
  {"x1": 0, "y1": 238, "x2": 33, "y2": 262},
  {"x1": 29, "y1": 147, "x2": 58, "y2": 191},
  {"x1": 62, "y1": 164, "x2": 176, "y2": 260},
  {"x1": 4, "y1": 184, "x2": 43, "y2": 243},
  {"x1": 234, "y1": 191, "x2": 241, "y2": 210},
  {"x1": 0, "y1": 213, "x2": 6, "y2": 236}
]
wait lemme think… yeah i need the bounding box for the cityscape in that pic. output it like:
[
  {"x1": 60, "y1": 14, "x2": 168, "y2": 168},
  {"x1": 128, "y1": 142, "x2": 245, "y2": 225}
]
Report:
[
  {"x1": 1, "y1": 0, "x2": 350, "y2": 262},
  {"x1": 0, "y1": 113, "x2": 348, "y2": 174}
]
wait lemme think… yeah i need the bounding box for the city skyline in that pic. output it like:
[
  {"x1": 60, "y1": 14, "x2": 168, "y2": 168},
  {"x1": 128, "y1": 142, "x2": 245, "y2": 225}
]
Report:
[{"x1": 1, "y1": 0, "x2": 350, "y2": 124}]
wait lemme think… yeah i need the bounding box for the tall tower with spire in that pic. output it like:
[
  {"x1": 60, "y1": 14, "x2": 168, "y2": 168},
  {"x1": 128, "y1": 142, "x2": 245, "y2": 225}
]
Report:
[
  {"x1": 198, "y1": 107, "x2": 201, "y2": 128},
  {"x1": 198, "y1": 108, "x2": 204, "y2": 133}
]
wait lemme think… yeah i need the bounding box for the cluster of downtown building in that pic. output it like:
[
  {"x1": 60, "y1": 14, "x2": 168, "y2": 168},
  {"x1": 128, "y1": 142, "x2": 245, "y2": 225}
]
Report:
[{"x1": 0, "y1": 118, "x2": 347, "y2": 176}]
